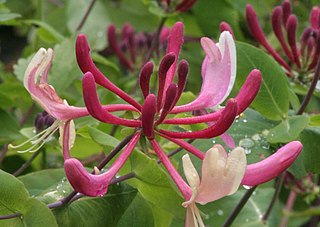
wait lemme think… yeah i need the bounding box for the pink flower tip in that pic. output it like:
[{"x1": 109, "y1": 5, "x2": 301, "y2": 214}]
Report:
[
  {"x1": 219, "y1": 21, "x2": 235, "y2": 40},
  {"x1": 241, "y1": 141, "x2": 303, "y2": 186},
  {"x1": 64, "y1": 158, "x2": 110, "y2": 197}
]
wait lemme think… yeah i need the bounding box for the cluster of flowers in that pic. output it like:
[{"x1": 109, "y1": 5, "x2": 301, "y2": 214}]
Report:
[
  {"x1": 245, "y1": 0, "x2": 320, "y2": 79},
  {"x1": 22, "y1": 22, "x2": 302, "y2": 226},
  {"x1": 101, "y1": 23, "x2": 169, "y2": 71}
]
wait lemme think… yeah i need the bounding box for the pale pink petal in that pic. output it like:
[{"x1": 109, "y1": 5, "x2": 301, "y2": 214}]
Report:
[
  {"x1": 196, "y1": 145, "x2": 246, "y2": 204},
  {"x1": 241, "y1": 141, "x2": 302, "y2": 186},
  {"x1": 24, "y1": 48, "x2": 89, "y2": 120},
  {"x1": 172, "y1": 31, "x2": 236, "y2": 113}
]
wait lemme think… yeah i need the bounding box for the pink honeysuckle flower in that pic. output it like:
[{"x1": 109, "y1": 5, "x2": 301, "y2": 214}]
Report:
[
  {"x1": 63, "y1": 21, "x2": 262, "y2": 197},
  {"x1": 11, "y1": 48, "x2": 137, "y2": 153},
  {"x1": 241, "y1": 140, "x2": 303, "y2": 186},
  {"x1": 171, "y1": 31, "x2": 237, "y2": 113},
  {"x1": 182, "y1": 145, "x2": 246, "y2": 227},
  {"x1": 245, "y1": 1, "x2": 320, "y2": 76},
  {"x1": 102, "y1": 23, "x2": 170, "y2": 71},
  {"x1": 159, "y1": 0, "x2": 198, "y2": 13},
  {"x1": 182, "y1": 142, "x2": 301, "y2": 226},
  {"x1": 163, "y1": 141, "x2": 302, "y2": 226}
]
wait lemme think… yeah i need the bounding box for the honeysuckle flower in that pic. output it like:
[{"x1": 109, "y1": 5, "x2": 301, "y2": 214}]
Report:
[
  {"x1": 158, "y1": 0, "x2": 198, "y2": 13},
  {"x1": 63, "y1": 21, "x2": 262, "y2": 197},
  {"x1": 177, "y1": 142, "x2": 302, "y2": 226},
  {"x1": 11, "y1": 48, "x2": 137, "y2": 153},
  {"x1": 245, "y1": 1, "x2": 320, "y2": 78},
  {"x1": 182, "y1": 145, "x2": 246, "y2": 227},
  {"x1": 102, "y1": 23, "x2": 169, "y2": 71}
]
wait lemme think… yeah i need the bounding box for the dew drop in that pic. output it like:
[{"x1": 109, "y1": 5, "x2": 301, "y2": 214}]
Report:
[
  {"x1": 212, "y1": 140, "x2": 216, "y2": 144},
  {"x1": 262, "y1": 129, "x2": 269, "y2": 137},
  {"x1": 251, "y1": 134, "x2": 261, "y2": 141},
  {"x1": 242, "y1": 119, "x2": 248, "y2": 123},
  {"x1": 239, "y1": 138, "x2": 254, "y2": 154},
  {"x1": 217, "y1": 210, "x2": 224, "y2": 216},
  {"x1": 243, "y1": 185, "x2": 253, "y2": 190}
]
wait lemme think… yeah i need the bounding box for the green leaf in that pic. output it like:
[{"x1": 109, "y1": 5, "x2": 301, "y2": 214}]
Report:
[
  {"x1": 267, "y1": 115, "x2": 309, "y2": 143},
  {"x1": 299, "y1": 127, "x2": 320, "y2": 174},
  {"x1": 117, "y1": 194, "x2": 154, "y2": 227},
  {"x1": 200, "y1": 188, "x2": 280, "y2": 226},
  {"x1": 103, "y1": 0, "x2": 159, "y2": 32},
  {"x1": 288, "y1": 88, "x2": 301, "y2": 112},
  {"x1": 88, "y1": 126, "x2": 120, "y2": 147},
  {"x1": 0, "y1": 109, "x2": 21, "y2": 144},
  {"x1": 18, "y1": 169, "x2": 67, "y2": 197},
  {"x1": 128, "y1": 151, "x2": 185, "y2": 219},
  {"x1": 236, "y1": 42, "x2": 290, "y2": 121},
  {"x1": 24, "y1": 20, "x2": 65, "y2": 42},
  {"x1": 193, "y1": 0, "x2": 244, "y2": 39},
  {"x1": 66, "y1": 0, "x2": 110, "y2": 49},
  {"x1": 49, "y1": 38, "x2": 82, "y2": 93},
  {"x1": 0, "y1": 170, "x2": 58, "y2": 227},
  {"x1": 53, "y1": 184, "x2": 137, "y2": 226},
  {"x1": 309, "y1": 114, "x2": 320, "y2": 126}
]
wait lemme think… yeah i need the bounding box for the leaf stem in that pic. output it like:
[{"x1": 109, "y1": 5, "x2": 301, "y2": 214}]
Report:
[
  {"x1": 13, "y1": 148, "x2": 44, "y2": 177},
  {"x1": 297, "y1": 56, "x2": 320, "y2": 115},
  {"x1": 280, "y1": 190, "x2": 297, "y2": 227},
  {"x1": 0, "y1": 213, "x2": 21, "y2": 220},
  {"x1": 76, "y1": 0, "x2": 97, "y2": 32},
  {"x1": 143, "y1": 17, "x2": 167, "y2": 64},
  {"x1": 262, "y1": 173, "x2": 285, "y2": 221},
  {"x1": 222, "y1": 186, "x2": 257, "y2": 227}
]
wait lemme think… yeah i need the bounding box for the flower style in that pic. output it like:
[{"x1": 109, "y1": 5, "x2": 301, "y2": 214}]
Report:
[
  {"x1": 63, "y1": 21, "x2": 262, "y2": 197},
  {"x1": 245, "y1": 1, "x2": 320, "y2": 77}
]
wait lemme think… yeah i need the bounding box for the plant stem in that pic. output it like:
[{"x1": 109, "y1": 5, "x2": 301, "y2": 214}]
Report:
[
  {"x1": 262, "y1": 173, "x2": 285, "y2": 221},
  {"x1": 95, "y1": 133, "x2": 134, "y2": 170},
  {"x1": 0, "y1": 213, "x2": 21, "y2": 220},
  {"x1": 143, "y1": 17, "x2": 167, "y2": 64},
  {"x1": 280, "y1": 190, "x2": 297, "y2": 227},
  {"x1": 297, "y1": 57, "x2": 320, "y2": 115},
  {"x1": 0, "y1": 145, "x2": 8, "y2": 167},
  {"x1": 222, "y1": 186, "x2": 257, "y2": 227},
  {"x1": 308, "y1": 175, "x2": 320, "y2": 227},
  {"x1": 13, "y1": 148, "x2": 43, "y2": 177},
  {"x1": 76, "y1": 0, "x2": 97, "y2": 32}
]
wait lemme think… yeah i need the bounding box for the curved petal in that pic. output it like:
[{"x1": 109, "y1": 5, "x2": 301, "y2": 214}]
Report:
[
  {"x1": 241, "y1": 141, "x2": 302, "y2": 186},
  {"x1": 24, "y1": 48, "x2": 89, "y2": 120},
  {"x1": 64, "y1": 132, "x2": 140, "y2": 197},
  {"x1": 159, "y1": 98, "x2": 237, "y2": 139},
  {"x1": 172, "y1": 31, "x2": 236, "y2": 113},
  {"x1": 196, "y1": 145, "x2": 246, "y2": 205}
]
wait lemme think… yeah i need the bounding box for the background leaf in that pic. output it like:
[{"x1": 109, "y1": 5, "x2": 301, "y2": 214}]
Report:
[{"x1": 235, "y1": 42, "x2": 290, "y2": 121}]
